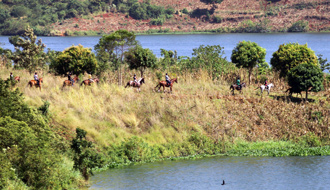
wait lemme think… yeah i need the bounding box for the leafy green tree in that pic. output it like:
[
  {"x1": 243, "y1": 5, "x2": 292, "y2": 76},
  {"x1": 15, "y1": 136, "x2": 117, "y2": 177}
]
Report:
[
  {"x1": 271, "y1": 43, "x2": 318, "y2": 78},
  {"x1": 71, "y1": 128, "x2": 104, "y2": 180},
  {"x1": 95, "y1": 30, "x2": 137, "y2": 85},
  {"x1": 50, "y1": 45, "x2": 98, "y2": 76},
  {"x1": 9, "y1": 26, "x2": 47, "y2": 73},
  {"x1": 231, "y1": 41, "x2": 266, "y2": 84},
  {"x1": 201, "y1": 0, "x2": 223, "y2": 4},
  {"x1": 126, "y1": 45, "x2": 157, "y2": 77},
  {"x1": 287, "y1": 63, "x2": 323, "y2": 100},
  {"x1": 181, "y1": 45, "x2": 234, "y2": 80},
  {"x1": 317, "y1": 54, "x2": 330, "y2": 72}
]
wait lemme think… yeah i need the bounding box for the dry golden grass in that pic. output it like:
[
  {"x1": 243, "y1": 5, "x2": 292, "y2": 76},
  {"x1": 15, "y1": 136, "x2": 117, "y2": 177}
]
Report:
[{"x1": 2, "y1": 68, "x2": 329, "y2": 150}]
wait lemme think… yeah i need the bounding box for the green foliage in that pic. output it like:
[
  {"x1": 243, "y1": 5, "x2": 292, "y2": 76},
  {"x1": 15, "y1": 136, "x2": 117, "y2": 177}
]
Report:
[
  {"x1": 129, "y1": 2, "x2": 169, "y2": 20},
  {"x1": 288, "y1": 63, "x2": 323, "y2": 100},
  {"x1": 200, "y1": 0, "x2": 223, "y2": 4},
  {"x1": 236, "y1": 19, "x2": 270, "y2": 33},
  {"x1": 149, "y1": 18, "x2": 164, "y2": 26},
  {"x1": 182, "y1": 8, "x2": 189, "y2": 14},
  {"x1": 212, "y1": 16, "x2": 223, "y2": 23},
  {"x1": 288, "y1": 20, "x2": 309, "y2": 32},
  {"x1": 0, "y1": 78, "x2": 81, "y2": 189},
  {"x1": 71, "y1": 128, "x2": 105, "y2": 180},
  {"x1": 317, "y1": 54, "x2": 330, "y2": 72},
  {"x1": 231, "y1": 41, "x2": 266, "y2": 84},
  {"x1": 50, "y1": 45, "x2": 98, "y2": 76},
  {"x1": 190, "y1": 8, "x2": 214, "y2": 19},
  {"x1": 271, "y1": 43, "x2": 318, "y2": 78},
  {"x1": 126, "y1": 45, "x2": 157, "y2": 77},
  {"x1": 10, "y1": 5, "x2": 30, "y2": 17},
  {"x1": 95, "y1": 30, "x2": 137, "y2": 84},
  {"x1": 9, "y1": 26, "x2": 47, "y2": 73},
  {"x1": 179, "y1": 45, "x2": 234, "y2": 80}
]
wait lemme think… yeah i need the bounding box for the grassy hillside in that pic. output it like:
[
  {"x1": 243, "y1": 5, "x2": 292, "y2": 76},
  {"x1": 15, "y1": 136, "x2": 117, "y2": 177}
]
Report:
[{"x1": 2, "y1": 68, "x2": 330, "y2": 152}]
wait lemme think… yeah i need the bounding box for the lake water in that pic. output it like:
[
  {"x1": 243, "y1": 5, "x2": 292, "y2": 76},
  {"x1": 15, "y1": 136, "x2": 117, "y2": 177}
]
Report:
[
  {"x1": 90, "y1": 156, "x2": 330, "y2": 190},
  {"x1": 0, "y1": 33, "x2": 329, "y2": 65}
]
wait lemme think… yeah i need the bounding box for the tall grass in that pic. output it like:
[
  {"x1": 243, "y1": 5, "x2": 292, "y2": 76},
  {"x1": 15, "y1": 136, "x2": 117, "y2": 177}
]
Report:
[{"x1": 2, "y1": 68, "x2": 330, "y2": 160}]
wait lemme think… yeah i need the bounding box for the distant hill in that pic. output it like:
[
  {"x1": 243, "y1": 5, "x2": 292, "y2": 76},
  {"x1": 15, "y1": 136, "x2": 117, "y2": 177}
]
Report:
[{"x1": 0, "y1": 0, "x2": 329, "y2": 36}]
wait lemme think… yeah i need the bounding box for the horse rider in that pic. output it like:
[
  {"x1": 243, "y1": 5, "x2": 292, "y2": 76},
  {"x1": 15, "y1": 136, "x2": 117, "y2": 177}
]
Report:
[
  {"x1": 68, "y1": 72, "x2": 74, "y2": 86},
  {"x1": 264, "y1": 79, "x2": 268, "y2": 89},
  {"x1": 236, "y1": 76, "x2": 241, "y2": 90},
  {"x1": 34, "y1": 72, "x2": 39, "y2": 85},
  {"x1": 88, "y1": 73, "x2": 94, "y2": 83},
  {"x1": 10, "y1": 72, "x2": 13, "y2": 80},
  {"x1": 133, "y1": 74, "x2": 137, "y2": 86},
  {"x1": 165, "y1": 73, "x2": 171, "y2": 86}
]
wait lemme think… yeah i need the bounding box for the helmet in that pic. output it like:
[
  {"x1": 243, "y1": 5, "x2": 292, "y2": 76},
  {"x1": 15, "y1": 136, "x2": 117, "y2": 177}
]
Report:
[
  {"x1": 166, "y1": 73, "x2": 168, "y2": 75},
  {"x1": 35, "y1": 72, "x2": 37, "y2": 74},
  {"x1": 134, "y1": 74, "x2": 136, "y2": 76}
]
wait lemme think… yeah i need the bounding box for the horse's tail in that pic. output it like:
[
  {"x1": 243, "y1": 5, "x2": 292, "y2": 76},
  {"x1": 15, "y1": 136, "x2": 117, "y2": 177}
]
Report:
[
  {"x1": 255, "y1": 86, "x2": 260, "y2": 90},
  {"x1": 125, "y1": 82, "x2": 130, "y2": 88},
  {"x1": 80, "y1": 81, "x2": 84, "y2": 86}
]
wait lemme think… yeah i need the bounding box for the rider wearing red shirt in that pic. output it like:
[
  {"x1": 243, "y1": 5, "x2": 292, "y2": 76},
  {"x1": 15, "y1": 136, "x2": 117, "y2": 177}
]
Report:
[{"x1": 264, "y1": 79, "x2": 268, "y2": 89}]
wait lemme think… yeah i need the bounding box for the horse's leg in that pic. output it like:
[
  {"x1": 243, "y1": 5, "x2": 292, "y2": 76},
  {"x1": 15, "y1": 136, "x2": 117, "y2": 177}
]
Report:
[{"x1": 170, "y1": 85, "x2": 172, "y2": 93}]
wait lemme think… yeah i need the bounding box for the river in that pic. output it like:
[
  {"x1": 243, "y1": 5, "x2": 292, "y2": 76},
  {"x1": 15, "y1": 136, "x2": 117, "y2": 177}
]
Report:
[
  {"x1": 90, "y1": 156, "x2": 330, "y2": 190},
  {"x1": 0, "y1": 33, "x2": 329, "y2": 65}
]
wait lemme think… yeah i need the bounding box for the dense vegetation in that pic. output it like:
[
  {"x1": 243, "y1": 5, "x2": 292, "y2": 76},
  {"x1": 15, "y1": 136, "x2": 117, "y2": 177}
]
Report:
[{"x1": 1, "y1": 29, "x2": 330, "y2": 188}]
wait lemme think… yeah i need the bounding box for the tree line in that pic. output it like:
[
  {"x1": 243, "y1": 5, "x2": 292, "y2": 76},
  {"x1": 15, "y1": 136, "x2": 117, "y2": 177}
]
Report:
[{"x1": 1, "y1": 27, "x2": 330, "y2": 99}]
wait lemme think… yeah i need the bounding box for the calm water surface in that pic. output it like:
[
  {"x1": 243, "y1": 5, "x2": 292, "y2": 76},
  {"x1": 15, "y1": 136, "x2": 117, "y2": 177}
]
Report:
[
  {"x1": 0, "y1": 33, "x2": 329, "y2": 64},
  {"x1": 90, "y1": 156, "x2": 330, "y2": 190}
]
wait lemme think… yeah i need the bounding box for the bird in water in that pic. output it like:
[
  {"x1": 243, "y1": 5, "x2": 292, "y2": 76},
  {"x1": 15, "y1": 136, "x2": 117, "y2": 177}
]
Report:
[{"x1": 221, "y1": 180, "x2": 225, "y2": 185}]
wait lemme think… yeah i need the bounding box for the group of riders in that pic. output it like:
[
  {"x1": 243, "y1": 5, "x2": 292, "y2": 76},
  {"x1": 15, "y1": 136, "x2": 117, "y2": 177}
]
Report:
[
  {"x1": 236, "y1": 76, "x2": 268, "y2": 90},
  {"x1": 9, "y1": 72, "x2": 269, "y2": 90}
]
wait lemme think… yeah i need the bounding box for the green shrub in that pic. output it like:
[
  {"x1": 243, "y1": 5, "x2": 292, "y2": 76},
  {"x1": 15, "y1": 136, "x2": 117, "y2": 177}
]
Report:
[{"x1": 288, "y1": 20, "x2": 309, "y2": 32}]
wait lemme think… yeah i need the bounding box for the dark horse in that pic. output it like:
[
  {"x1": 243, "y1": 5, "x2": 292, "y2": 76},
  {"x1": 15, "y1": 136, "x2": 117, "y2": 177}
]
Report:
[
  {"x1": 285, "y1": 87, "x2": 303, "y2": 99},
  {"x1": 62, "y1": 76, "x2": 79, "y2": 89},
  {"x1": 230, "y1": 82, "x2": 246, "y2": 95},
  {"x1": 155, "y1": 78, "x2": 178, "y2": 93},
  {"x1": 14, "y1": 76, "x2": 20, "y2": 82},
  {"x1": 27, "y1": 78, "x2": 43, "y2": 90},
  {"x1": 125, "y1": 78, "x2": 145, "y2": 92},
  {"x1": 81, "y1": 78, "x2": 99, "y2": 86}
]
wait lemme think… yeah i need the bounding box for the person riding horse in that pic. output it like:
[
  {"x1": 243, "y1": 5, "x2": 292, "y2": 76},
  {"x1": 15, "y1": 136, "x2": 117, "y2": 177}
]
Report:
[
  {"x1": 264, "y1": 79, "x2": 268, "y2": 89},
  {"x1": 34, "y1": 72, "x2": 39, "y2": 85},
  {"x1": 165, "y1": 73, "x2": 171, "y2": 86},
  {"x1": 68, "y1": 72, "x2": 74, "y2": 86},
  {"x1": 88, "y1": 73, "x2": 94, "y2": 83},
  {"x1": 10, "y1": 72, "x2": 13, "y2": 80},
  {"x1": 133, "y1": 74, "x2": 137, "y2": 86},
  {"x1": 236, "y1": 76, "x2": 241, "y2": 90}
]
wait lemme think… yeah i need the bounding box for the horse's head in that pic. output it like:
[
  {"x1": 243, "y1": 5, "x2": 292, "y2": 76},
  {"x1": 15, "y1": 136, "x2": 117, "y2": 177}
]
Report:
[
  {"x1": 140, "y1": 78, "x2": 145, "y2": 84},
  {"x1": 39, "y1": 78, "x2": 43, "y2": 83},
  {"x1": 173, "y1": 78, "x2": 178, "y2": 83},
  {"x1": 241, "y1": 83, "x2": 246, "y2": 87},
  {"x1": 74, "y1": 76, "x2": 79, "y2": 82}
]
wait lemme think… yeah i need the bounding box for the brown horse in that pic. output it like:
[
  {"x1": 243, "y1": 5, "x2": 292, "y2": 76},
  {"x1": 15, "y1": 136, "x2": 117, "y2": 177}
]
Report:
[
  {"x1": 14, "y1": 76, "x2": 20, "y2": 82},
  {"x1": 230, "y1": 82, "x2": 246, "y2": 95},
  {"x1": 155, "y1": 78, "x2": 178, "y2": 93},
  {"x1": 125, "y1": 78, "x2": 145, "y2": 92},
  {"x1": 27, "y1": 78, "x2": 43, "y2": 90},
  {"x1": 62, "y1": 76, "x2": 79, "y2": 89},
  {"x1": 80, "y1": 78, "x2": 100, "y2": 86}
]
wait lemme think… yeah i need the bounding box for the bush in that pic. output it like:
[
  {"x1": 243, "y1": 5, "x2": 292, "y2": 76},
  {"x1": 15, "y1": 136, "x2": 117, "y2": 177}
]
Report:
[
  {"x1": 182, "y1": 8, "x2": 189, "y2": 14},
  {"x1": 288, "y1": 20, "x2": 309, "y2": 32}
]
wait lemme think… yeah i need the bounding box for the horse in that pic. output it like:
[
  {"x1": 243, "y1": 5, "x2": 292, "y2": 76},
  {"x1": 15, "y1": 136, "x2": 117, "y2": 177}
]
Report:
[
  {"x1": 285, "y1": 87, "x2": 303, "y2": 99},
  {"x1": 14, "y1": 76, "x2": 20, "y2": 82},
  {"x1": 125, "y1": 77, "x2": 145, "y2": 92},
  {"x1": 230, "y1": 82, "x2": 246, "y2": 95},
  {"x1": 80, "y1": 78, "x2": 99, "y2": 86},
  {"x1": 256, "y1": 83, "x2": 275, "y2": 96},
  {"x1": 155, "y1": 78, "x2": 178, "y2": 93},
  {"x1": 27, "y1": 78, "x2": 43, "y2": 90},
  {"x1": 62, "y1": 76, "x2": 79, "y2": 89}
]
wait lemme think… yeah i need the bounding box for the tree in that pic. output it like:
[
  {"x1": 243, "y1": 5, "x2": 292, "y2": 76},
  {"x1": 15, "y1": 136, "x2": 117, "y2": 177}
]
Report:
[
  {"x1": 95, "y1": 30, "x2": 137, "y2": 85},
  {"x1": 271, "y1": 43, "x2": 318, "y2": 78},
  {"x1": 287, "y1": 63, "x2": 323, "y2": 100},
  {"x1": 231, "y1": 41, "x2": 266, "y2": 84},
  {"x1": 50, "y1": 45, "x2": 98, "y2": 76},
  {"x1": 9, "y1": 26, "x2": 47, "y2": 73},
  {"x1": 126, "y1": 45, "x2": 157, "y2": 77},
  {"x1": 317, "y1": 54, "x2": 330, "y2": 72}
]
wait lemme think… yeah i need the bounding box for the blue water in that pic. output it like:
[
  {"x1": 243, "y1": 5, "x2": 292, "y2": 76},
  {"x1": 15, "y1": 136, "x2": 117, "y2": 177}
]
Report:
[
  {"x1": 90, "y1": 156, "x2": 330, "y2": 190},
  {"x1": 1, "y1": 33, "x2": 329, "y2": 65}
]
